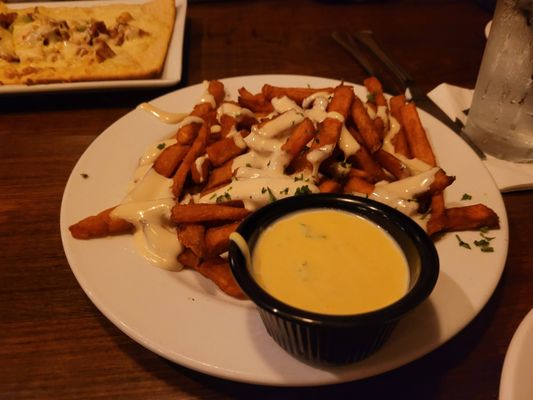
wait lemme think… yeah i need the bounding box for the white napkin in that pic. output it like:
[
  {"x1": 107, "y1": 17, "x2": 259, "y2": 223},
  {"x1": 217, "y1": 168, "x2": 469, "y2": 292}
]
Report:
[{"x1": 428, "y1": 83, "x2": 533, "y2": 192}]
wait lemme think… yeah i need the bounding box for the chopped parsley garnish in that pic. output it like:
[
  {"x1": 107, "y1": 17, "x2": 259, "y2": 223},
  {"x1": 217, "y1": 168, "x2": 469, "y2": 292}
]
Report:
[
  {"x1": 455, "y1": 234, "x2": 471, "y2": 249},
  {"x1": 245, "y1": 163, "x2": 252, "y2": 168},
  {"x1": 461, "y1": 193, "x2": 472, "y2": 201},
  {"x1": 157, "y1": 143, "x2": 166, "y2": 150},
  {"x1": 367, "y1": 92, "x2": 377, "y2": 102},
  {"x1": 80, "y1": 173, "x2": 89, "y2": 179},
  {"x1": 279, "y1": 187, "x2": 289, "y2": 195},
  {"x1": 294, "y1": 173, "x2": 305, "y2": 182},
  {"x1": 267, "y1": 187, "x2": 277, "y2": 202},
  {"x1": 215, "y1": 192, "x2": 232, "y2": 203},
  {"x1": 295, "y1": 185, "x2": 312, "y2": 196}
]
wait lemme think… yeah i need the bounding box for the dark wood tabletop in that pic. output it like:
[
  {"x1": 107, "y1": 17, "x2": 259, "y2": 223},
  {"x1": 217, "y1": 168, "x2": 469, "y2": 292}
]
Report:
[{"x1": 1, "y1": 0, "x2": 532, "y2": 399}]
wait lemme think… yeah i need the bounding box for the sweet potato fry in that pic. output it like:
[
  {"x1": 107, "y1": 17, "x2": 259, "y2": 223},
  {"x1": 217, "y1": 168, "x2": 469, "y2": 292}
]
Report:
[
  {"x1": 205, "y1": 159, "x2": 233, "y2": 190},
  {"x1": 177, "y1": 224, "x2": 206, "y2": 258},
  {"x1": 172, "y1": 122, "x2": 210, "y2": 198},
  {"x1": 193, "y1": 256, "x2": 246, "y2": 299},
  {"x1": 389, "y1": 95, "x2": 411, "y2": 158},
  {"x1": 207, "y1": 80, "x2": 226, "y2": 106},
  {"x1": 375, "y1": 149, "x2": 410, "y2": 180},
  {"x1": 400, "y1": 102, "x2": 436, "y2": 166},
  {"x1": 237, "y1": 87, "x2": 274, "y2": 114},
  {"x1": 178, "y1": 248, "x2": 200, "y2": 269},
  {"x1": 363, "y1": 76, "x2": 387, "y2": 107},
  {"x1": 261, "y1": 84, "x2": 334, "y2": 105},
  {"x1": 171, "y1": 204, "x2": 250, "y2": 224},
  {"x1": 206, "y1": 135, "x2": 246, "y2": 167},
  {"x1": 343, "y1": 175, "x2": 375, "y2": 195},
  {"x1": 427, "y1": 193, "x2": 447, "y2": 236},
  {"x1": 69, "y1": 207, "x2": 133, "y2": 239},
  {"x1": 191, "y1": 156, "x2": 210, "y2": 184},
  {"x1": 153, "y1": 143, "x2": 190, "y2": 178},
  {"x1": 351, "y1": 96, "x2": 381, "y2": 153},
  {"x1": 176, "y1": 122, "x2": 201, "y2": 145},
  {"x1": 444, "y1": 204, "x2": 500, "y2": 232},
  {"x1": 319, "y1": 179, "x2": 342, "y2": 193},
  {"x1": 205, "y1": 221, "x2": 241, "y2": 257},
  {"x1": 281, "y1": 118, "x2": 315, "y2": 159}
]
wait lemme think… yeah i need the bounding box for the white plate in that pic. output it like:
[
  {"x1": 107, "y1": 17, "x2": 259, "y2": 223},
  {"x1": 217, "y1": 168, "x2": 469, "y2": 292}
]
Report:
[
  {"x1": 500, "y1": 309, "x2": 533, "y2": 400},
  {"x1": 60, "y1": 75, "x2": 509, "y2": 386},
  {"x1": 0, "y1": 0, "x2": 187, "y2": 94}
]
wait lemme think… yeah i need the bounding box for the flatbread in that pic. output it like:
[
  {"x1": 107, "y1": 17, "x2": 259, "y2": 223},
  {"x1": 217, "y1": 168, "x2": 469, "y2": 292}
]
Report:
[{"x1": 0, "y1": 0, "x2": 176, "y2": 85}]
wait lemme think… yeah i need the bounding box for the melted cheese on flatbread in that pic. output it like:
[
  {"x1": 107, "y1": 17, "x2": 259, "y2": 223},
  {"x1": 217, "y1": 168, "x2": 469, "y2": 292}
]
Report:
[{"x1": 0, "y1": 0, "x2": 175, "y2": 85}]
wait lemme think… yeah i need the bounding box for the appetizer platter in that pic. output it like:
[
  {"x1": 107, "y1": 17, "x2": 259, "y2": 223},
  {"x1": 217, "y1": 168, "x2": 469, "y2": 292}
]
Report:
[
  {"x1": 0, "y1": 0, "x2": 186, "y2": 93},
  {"x1": 60, "y1": 75, "x2": 508, "y2": 386}
]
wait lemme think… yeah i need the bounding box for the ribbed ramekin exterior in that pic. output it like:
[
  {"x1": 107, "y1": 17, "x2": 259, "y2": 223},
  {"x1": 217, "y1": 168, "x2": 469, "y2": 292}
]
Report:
[{"x1": 258, "y1": 308, "x2": 397, "y2": 364}]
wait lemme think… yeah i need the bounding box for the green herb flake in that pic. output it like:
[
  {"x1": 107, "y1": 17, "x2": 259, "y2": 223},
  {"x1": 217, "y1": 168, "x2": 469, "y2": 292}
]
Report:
[
  {"x1": 261, "y1": 187, "x2": 267, "y2": 194},
  {"x1": 461, "y1": 193, "x2": 472, "y2": 201},
  {"x1": 279, "y1": 187, "x2": 289, "y2": 195},
  {"x1": 294, "y1": 173, "x2": 305, "y2": 182},
  {"x1": 367, "y1": 92, "x2": 377, "y2": 102},
  {"x1": 455, "y1": 234, "x2": 471, "y2": 249},
  {"x1": 481, "y1": 246, "x2": 495, "y2": 253},
  {"x1": 295, "y1": 185, "x2": 312, "y2": 196},
  {"x1": 157, "y1": 143, "x2": 166, "y2": 150},
  {"x1": 266, "y1": 187, "x2": 277, "y2": 202},
  {"x1": 80, "y1": 173, "x2": 89, "y2": 179}
]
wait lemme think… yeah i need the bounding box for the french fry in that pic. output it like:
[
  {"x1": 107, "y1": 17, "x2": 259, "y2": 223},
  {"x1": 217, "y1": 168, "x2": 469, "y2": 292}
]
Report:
[
  {"x1": 400, "y1": 102, "x2": 436, "y2": 166},
  {"x1": 193, "y1": 256, "x2": 246, "y2": 299},
  {"x1": 389, "y1": 95, "x2": 411, "y2": 158},
  {"x1": 206, "y1": 135, "x2": 246, "y2": 167},
  {"x1": 172, "y1": 122, "x2": 210, "y2": 198},
  {"x1": 444, "y1": 204, "x2": 499, "y2": 232},
  {"x1": 374, "y1": 149, "x2": 410, "y2": 180},
  {"x1": 153, "y1": 143, "x2": 190, "y2": 178},
  {"x1": 343, "y1": 175, "x2": 375, "y2": 195},
  {"x1": 261, "y1": 84, "x2": 334, "y2": 105},
  {"x1": 204, "y1": 159, "x2": 233, "y2": 190},
  {"x1": 171, "y1": 204, "x2": 250, "y2": 224},
  {"x1": 427, "y1": 193, "x2": 447, "y2": 236},
  {"x1": 351, "y1": 96, "x2": 381, "y2": 153},
  {"x1": 178, "y1": 248, "x2": 200, "y2": 269},
  {"x1": 177, "y1": 224, "x2": 206, "y2": 258},
  {"x1": 176, "y1": 122, "x2": 201, "y2": 145},
  {"x1": 237, "y1": 87, "x2": 274, "y2": 114},
  {"x1": 190, "y1": 155, "x2": 210, "y2": 184},
  {"x1": 205, "y1": 221, "x2": 241, "y2": 257},
  {"x1": 318, "y1": 179, "x2": 342, "y2": 193},
  {"x1": 69, "y1": 207, "x2": 133, "y2": 239},
  {"x1": 311, "y1": 85, "x2": 354, "y2": 150},
  {"x1": 281, "y1": 118, "x2": 315, "y2": 160}
]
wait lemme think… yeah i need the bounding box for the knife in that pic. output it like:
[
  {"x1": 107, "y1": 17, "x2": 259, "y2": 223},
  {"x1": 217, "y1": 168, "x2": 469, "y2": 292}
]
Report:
[{"x1": 333, "y1": 30, "x2": 486, "y2": 159}]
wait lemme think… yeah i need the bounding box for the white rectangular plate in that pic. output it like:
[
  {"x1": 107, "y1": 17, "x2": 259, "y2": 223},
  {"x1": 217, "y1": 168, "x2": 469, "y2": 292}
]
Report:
[{"x1": 0, "y1": 0, "x2": 187, "y2": 94}]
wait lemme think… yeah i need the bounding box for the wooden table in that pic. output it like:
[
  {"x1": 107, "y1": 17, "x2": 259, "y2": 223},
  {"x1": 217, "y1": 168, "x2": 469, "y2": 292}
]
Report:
[{"x1": 1, "y1": 0, "x2": 532, "y2": 398}]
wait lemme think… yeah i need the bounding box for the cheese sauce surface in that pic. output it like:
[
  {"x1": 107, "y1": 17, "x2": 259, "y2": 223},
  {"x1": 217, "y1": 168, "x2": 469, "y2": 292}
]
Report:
[{"x1": 251, "y1": 209, "x2": 409, "y2": 315}]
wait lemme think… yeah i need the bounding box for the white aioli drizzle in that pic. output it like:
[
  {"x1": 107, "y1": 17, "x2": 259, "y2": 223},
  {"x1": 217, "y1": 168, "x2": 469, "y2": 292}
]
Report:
[
  {"x1": 138, "y1": 103, "x2": 188, "y2": 124},
  {"x1": 367, "y1": 167, "x2": 439, "y2": 215},
  {"x1": 199, "y1": 80, "x2": 216, "y2": 108}
]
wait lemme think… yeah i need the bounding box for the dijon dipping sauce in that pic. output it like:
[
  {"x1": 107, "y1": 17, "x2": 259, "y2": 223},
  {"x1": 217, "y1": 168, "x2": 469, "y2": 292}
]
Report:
[{"x1": 251, "y1": 209, "x2": 409, "y2": 315}]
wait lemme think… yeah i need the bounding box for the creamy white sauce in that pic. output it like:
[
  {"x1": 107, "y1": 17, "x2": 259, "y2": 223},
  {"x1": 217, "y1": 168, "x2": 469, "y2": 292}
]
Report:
[
  {"x1": 139, "y1": 138, "x2": 177, "y2": 167},
  {"x1": 307, "y1": 144, "x2": 335, "y2": 176},
  {"x1": 216, "y1": 103, "x2": 254, "y2": 120},
  {"x1": 382, "y1": 116, "x2": 432, "y2": 175},
  {"x1": 338, "y1": 124, "x2": 360, "y2": 159},
  {"x1": 367, "y1": 167, "x2": 439, "y2": 215},
  {"x1": 112, "y1": 199, "x2": 182, "y2": 271},
  {"x1": 199, "y1": 80, "x2": 216, "y2": 108},
  {"x1": 138, "y1": 103, "x2": 188, "y2": 124},
  {"x1": 198, "y1": 176, "x2": 318, "y2": 211}
]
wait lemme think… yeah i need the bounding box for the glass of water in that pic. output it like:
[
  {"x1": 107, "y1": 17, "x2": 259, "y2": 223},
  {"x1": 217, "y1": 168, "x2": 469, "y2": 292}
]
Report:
[{"x1": 464, "y1": 0, "x2": 533, "y2": 163}]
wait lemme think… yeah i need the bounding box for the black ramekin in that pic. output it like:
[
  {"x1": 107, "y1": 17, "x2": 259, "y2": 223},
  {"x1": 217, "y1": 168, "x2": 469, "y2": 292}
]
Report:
[{"x1": 228, "y1": 193, "x2": 439, "y2": 365}]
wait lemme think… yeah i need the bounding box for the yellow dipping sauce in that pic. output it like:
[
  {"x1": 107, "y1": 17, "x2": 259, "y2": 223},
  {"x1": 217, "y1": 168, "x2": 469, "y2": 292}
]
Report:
[{"x1": 251, "y1": 209, "x2": 409, "y2": 315}]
